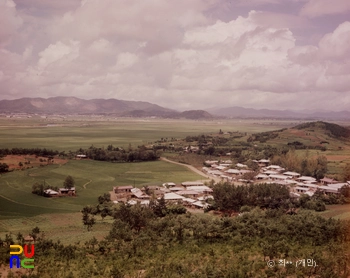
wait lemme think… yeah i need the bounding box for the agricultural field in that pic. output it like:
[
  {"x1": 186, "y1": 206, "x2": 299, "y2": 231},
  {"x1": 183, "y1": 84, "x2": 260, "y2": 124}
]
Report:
[
  {"x1": 0, "y1": 159, "x2": 204, "y2": 220},
  {"x1": 0, "y1": 212, "x2": 112, "y2": 246},
  {"x1": 0, "y1": 117, "x2": 297, "y2": 151},
  {"x1": 1, "y1": 118, "x2": 349, "y2": 247}
]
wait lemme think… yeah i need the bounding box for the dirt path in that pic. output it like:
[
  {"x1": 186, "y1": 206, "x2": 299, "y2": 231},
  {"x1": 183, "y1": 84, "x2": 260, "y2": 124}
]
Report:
[
  {"x1": 160, "y1": 157, "x2": 221, "y2": 183},
  {"x1": 82, "y1": 179, "x2": 92, "y2": 189}
]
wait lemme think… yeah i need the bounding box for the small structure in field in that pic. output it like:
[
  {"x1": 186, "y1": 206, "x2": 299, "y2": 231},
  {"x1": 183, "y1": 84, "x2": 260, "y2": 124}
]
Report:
[
  {"x1": 59, "y1": 187, "x2": 76, "y2": 196},
  {"x1": 76, "y1": 154, "x2": 87, "y2": 159},
  {"x1": 43, "y1": 189, "x2": 59, "y2": 197}
]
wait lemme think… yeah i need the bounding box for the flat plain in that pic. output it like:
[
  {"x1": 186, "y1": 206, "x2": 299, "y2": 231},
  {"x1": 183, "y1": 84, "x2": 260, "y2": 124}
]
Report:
[
  {"x1": 0, "y1": 117, "x2": 294, "y2": 241},
  {"x1": 1, "y1": 117, "x2": 349, "y2": 245},
  {"x1": 0, "y1": 117, "x2": 297, "y2": 151}
]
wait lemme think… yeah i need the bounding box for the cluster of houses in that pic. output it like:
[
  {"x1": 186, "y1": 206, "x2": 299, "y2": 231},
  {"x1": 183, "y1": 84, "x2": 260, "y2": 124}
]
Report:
[
  {"x1": 43, "y1": 187, "x2": 76, "y2": 197},
  {"x1": 202, "y1": 159, "x2": 349, "y2": 198},
  {"x1": 202, "y1": 160, "x2": 254, "y2": 182},
  {"x1": 112, "y1": 181, "x2": 213, "y2": 209}
]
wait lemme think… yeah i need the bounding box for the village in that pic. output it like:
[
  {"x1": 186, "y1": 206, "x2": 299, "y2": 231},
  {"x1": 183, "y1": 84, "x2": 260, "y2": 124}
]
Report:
[
  {"x1": 202, "y1": 158, "x2": 349, "y2": 196},
  {"x1": 108, "y1": 158, "x2": 349, "y2": 211}
]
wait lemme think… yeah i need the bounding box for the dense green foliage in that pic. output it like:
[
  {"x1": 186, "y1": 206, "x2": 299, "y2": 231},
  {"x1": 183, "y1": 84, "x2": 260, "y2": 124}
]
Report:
[
  {"x1": 247, "y1": 131, "x2": 280, "y2": 143},
  {"x1": 212, "y1": 183, "x2": 292, "y2": 211},
  {"x1": 271, "y1": 150, "x2": 328, "y2": 179},
  {"x1": 1, "y1": 206, "x2": 349, "y2": 277},
  {"x1": 212, "y1": 182, "x2": 350, "y2": 215},
  {"x1": 0, "y1": 148, "x2": 60, "y2": 157},
  {"x1": 76, "y1": 144, "x2": 160, "y2": 162},
  {"x1": 0, "y1": 162, "x2": 9, "y2": 173}
]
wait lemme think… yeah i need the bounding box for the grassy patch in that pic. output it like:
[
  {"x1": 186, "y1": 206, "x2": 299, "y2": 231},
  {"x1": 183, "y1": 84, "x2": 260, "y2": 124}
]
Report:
[{"x1": 0, "y1": 159, "x2": 203, "y2": 220}]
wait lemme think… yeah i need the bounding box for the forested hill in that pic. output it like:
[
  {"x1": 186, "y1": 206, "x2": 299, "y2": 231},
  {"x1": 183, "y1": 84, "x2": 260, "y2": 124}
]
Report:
[
  {"x1": 247, "y1": 121, "x2": 350, "y2": 146},
  {"x1": 293, "y1": 121, "x2": 350, "y2": 139}
]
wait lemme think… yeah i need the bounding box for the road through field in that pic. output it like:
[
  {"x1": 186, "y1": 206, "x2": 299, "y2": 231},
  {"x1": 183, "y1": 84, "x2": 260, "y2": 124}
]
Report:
[{"x1": 160, "y1": 157, "x2": 221, "y2": 183}]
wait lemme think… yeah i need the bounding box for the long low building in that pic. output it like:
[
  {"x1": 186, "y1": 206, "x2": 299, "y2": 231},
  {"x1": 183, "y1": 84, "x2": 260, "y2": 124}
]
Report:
[
  {"x1": 328, "y1": 183, "x2": 347, "y2": 189},
  {"x1": 269, "y1": 174, "x2": 290, "y2": 180},
  {"x1": 163, "y1": 193, "x2": 185, "y2": 200},
  {"x1": 182, "y1": 181, "x2": 204, "y2": 187},
  {"x1": 186, "y1": 185, "x2": 213, "y2": 193},
  {"x1": 283, "y1": 171, "x2": 301, "y2": 177}
]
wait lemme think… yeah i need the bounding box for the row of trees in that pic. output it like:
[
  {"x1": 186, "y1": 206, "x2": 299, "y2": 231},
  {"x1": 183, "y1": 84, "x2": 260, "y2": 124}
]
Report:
[
  {"x1": 0, "y1": 147, "x2": 59, "y2": 157},
  {"x1": 76, "y1": 145, "x2": 160, "y2": 162},
  {"x1": 212, "y1": 182, "x2": 293, "y2": 212}
]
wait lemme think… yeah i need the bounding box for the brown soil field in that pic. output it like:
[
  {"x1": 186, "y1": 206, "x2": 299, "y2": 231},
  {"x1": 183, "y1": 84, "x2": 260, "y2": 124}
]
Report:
[
  {"x1": 324, "y1": 155, "x2": 349, "y2": 161},
  {"x1": 1, "y1": 155, "x2": 68, "y2": 170}
]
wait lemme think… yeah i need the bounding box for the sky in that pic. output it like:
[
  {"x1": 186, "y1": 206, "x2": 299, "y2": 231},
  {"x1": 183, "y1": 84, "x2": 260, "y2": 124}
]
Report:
[{"x1": 1, "y1": 0, "x2": 350, "y2": 111}]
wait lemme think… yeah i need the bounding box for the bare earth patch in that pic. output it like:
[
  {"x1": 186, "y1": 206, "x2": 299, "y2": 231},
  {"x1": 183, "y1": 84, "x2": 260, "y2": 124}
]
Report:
[
  {"x1": 324, "y1": 155, "x2": 349, "y2": 161},
  {"x1": 1, "y1": 155, "x2": 68, "y2": 170}
]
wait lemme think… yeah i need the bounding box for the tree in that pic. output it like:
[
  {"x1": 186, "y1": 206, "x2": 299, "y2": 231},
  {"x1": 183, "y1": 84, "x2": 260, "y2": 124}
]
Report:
[
  {"x1": 342, "y1": 163, "x2": 350, "y2": 182},
  {"x1": 32, "y1": 182, "x2": 44, "y2": 196},
  {"x1": 64, "y1": 175, "x2": 75, "y2": 189},
  {"x1": 82, "y1": 211, "x2": 96, "y2": 231},
  {"x1": 0, "y1": 163, "x2": 9, "y2": 173},
  {"x1": 30, "y1": 226, "x2": 40, "y2": 241},
  {"x1": 98, "y1": 193, "x2": 111, "y2": 204}
]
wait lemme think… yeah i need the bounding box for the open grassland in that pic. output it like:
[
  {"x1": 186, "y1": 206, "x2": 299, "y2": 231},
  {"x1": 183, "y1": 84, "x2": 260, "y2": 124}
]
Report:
[
  {"x1": 0, "y1": 212, "x2": 112, "y2": 245},
  {"x1": 0, "y1": 159, "x2": 203, "y2": 220},
  {"x1": 0, "y1": 117, "x2": 297, "y2": 151}
]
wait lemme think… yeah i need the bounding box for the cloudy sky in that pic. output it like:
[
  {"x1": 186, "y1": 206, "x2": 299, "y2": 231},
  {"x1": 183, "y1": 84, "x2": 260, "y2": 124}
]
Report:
[{"x1": 1, "y1": 0, "x2": 350, "y2": 111}]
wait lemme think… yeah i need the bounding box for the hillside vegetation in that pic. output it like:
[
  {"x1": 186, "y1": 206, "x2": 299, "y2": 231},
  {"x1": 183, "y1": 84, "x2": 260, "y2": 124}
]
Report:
[{"x1": 294, "y1": 121, "x2": 350, "y2": 139}]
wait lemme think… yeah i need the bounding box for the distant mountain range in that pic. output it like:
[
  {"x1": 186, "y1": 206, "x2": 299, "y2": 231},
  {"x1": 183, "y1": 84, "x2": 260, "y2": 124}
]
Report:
[
  {"x1": 0, "y1": 97, "x2": 349, "y2": 120},
  {"x1": 0, "y1": 97, "x2": 213, "y2": 120},
  {"x1": 0, "y1": 97, "x2": 173, "y2": 115}
]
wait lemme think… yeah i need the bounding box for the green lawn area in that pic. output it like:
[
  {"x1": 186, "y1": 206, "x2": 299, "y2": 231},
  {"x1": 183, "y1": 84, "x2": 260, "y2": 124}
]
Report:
[{"x1": 0, "y1": 159, "x2": 203, "y2": 220}]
